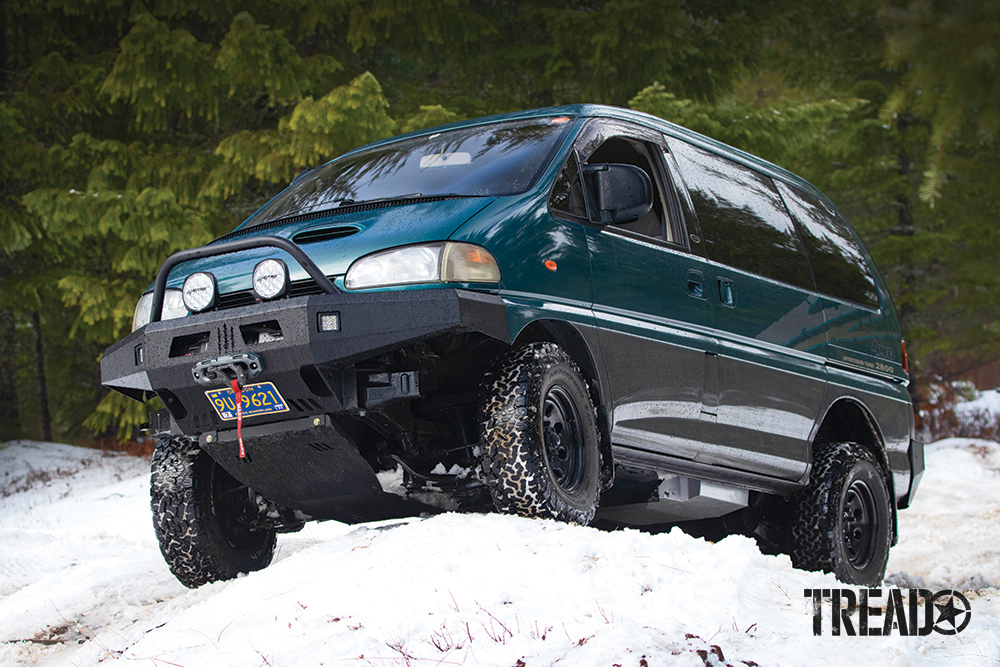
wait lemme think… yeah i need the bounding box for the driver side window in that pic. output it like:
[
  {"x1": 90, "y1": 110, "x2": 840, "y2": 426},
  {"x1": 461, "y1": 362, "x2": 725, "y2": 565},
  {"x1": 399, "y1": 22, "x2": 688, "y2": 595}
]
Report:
[
  {"x1": 586, "y1": 138, "x2": 666, "y2": 241},
  {"x1": 549, "y1": 133, "x2": 674, "y2": 243}
]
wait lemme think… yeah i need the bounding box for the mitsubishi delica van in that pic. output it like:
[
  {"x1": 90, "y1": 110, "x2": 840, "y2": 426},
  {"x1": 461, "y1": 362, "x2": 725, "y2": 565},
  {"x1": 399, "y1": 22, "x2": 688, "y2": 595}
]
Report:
[{"x1": 101, "y1": 105, "x2": 923, "y2": 588}]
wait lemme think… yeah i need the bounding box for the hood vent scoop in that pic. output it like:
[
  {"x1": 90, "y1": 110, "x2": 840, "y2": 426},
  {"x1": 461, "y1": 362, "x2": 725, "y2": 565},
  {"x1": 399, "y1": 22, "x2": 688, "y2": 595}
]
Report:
[{"x1": 292, "y1": 226, "x2": 359, "y2": 244}]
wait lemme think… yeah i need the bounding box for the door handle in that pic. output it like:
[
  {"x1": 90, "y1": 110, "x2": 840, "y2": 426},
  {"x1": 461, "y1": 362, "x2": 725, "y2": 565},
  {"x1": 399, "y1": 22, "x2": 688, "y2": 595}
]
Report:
[
  {"x1": 718, "y1": 278, "x2": 736, "y2": 307},
  {"x1": 686, "y1": 270, "x2": 705, "y2": 299}
]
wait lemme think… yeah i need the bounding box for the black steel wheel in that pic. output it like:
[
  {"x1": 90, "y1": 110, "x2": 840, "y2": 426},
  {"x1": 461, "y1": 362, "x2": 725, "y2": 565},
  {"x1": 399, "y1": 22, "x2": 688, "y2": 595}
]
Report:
[
  {"x1": 843, "y1": 478, "x2": 878, "y2": 569},
  {"x1": 542, "y1": 384, "x2": 587, "y2": 493},
  {"x1": 790, "y1": 441, "x2": 893, "y2": 585},
  {"x1": 478, "y1": 342, "x2": 601, "y2": 524},
  {"x1": 151, "y1": 436, "x2": 276, "y2": 588}
]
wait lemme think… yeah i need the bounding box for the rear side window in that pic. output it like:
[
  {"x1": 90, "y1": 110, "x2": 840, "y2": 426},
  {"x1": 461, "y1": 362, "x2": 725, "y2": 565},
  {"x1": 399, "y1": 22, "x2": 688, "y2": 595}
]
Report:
[
  {"x1": 776, "y1": 181, "x2": 880, "y2": 309},
  {"x1": 668, "y1": 139, "x2": 813, "y2": 290}
]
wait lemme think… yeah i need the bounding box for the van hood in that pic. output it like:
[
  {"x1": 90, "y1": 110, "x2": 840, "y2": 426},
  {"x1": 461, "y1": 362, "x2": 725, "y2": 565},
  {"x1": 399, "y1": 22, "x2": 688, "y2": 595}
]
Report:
[{"x1": 158, "y1": 197, "x2": 496, "y2": 294}]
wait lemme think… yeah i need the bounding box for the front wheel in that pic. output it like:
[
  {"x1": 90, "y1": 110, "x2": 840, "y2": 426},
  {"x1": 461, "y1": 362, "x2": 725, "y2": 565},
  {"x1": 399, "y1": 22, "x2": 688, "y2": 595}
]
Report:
[
  {"x1": 478, "y1": 343, "x2": 601, "y2": 524},
  {"x1": 790, "y1": 441, "x2": 893, "y2": 585},
  {"x1": 151, "y1": 437, "x2": 276, "y2": 588}
]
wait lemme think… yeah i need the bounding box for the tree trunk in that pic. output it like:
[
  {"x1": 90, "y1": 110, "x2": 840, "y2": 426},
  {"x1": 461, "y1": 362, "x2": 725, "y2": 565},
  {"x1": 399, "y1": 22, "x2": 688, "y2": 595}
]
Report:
[
  {"x1": 0, "y1": 3, "x2": 7, "y2": 92},
  {"x1": 894, "y1": 139, "x2": 922, "y2": 426},
  {"x1": 0, "y1": 308, "x2": 20, "y2": 440},
  {"x1": 32, "y1": 310, "x2": 52, "y2": 442}
]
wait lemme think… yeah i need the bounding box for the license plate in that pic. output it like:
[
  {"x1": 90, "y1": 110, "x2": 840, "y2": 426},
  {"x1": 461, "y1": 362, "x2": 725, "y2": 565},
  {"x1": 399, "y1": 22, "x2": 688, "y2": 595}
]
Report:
[{"x1": 205, "y1": 382, "x2": 290, "y2": 421}]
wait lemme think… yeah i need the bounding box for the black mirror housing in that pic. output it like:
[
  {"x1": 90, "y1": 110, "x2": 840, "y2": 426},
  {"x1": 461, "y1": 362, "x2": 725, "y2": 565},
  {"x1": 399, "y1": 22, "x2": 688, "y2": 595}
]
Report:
[{"x1": 583, "y1": 163, "x2": 653, "y2": 225}]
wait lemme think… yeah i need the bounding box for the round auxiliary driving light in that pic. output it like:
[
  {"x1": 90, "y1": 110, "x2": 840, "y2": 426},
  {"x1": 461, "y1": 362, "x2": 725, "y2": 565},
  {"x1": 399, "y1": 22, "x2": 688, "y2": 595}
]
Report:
[
  {"x1": 182, "y1": 272, "x2": 217, "y2": 313},
  {"x1": 253, "y1": 259, "x2": 289, "y2": 300}
]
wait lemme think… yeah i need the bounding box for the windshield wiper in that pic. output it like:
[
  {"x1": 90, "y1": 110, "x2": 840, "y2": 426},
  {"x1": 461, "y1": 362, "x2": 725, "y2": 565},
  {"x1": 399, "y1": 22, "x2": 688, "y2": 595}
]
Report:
[
  {"x1": 324, "y1": 193, "x2": 424, "y2": 209},
  {"x1": 246, "y1": 193, "x2": 478, "y2": 229}
]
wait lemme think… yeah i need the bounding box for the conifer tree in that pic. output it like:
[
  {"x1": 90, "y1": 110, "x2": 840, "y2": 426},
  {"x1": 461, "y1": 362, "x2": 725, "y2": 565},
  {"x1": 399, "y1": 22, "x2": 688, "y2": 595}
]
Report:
[{"x1": 880, "y1": 0, "x2": 1000, "y2": 202}]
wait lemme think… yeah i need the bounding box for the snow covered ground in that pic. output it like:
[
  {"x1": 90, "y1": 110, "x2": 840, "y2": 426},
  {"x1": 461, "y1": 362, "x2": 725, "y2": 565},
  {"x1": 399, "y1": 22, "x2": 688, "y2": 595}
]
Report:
[{"x1": 1, "y1": 438, "x2": 998, "y2": 667}]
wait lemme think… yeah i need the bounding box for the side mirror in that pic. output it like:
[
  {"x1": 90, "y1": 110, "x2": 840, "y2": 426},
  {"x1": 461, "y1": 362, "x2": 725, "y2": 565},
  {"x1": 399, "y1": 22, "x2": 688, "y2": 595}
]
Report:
[{"x1": 582, "y1": 163, "x2": 653, "y2": 225}]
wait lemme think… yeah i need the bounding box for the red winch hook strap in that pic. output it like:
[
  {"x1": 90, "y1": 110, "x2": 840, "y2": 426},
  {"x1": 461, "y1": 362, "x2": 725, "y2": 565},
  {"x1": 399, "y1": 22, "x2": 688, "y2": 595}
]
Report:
[{"x1": 231, "y1": 377, "x2": 246, "y2": 459}]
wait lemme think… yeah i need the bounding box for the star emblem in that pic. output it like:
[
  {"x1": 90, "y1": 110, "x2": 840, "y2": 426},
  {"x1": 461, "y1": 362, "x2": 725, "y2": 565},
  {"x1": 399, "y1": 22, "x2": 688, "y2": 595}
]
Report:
[{"x1": 932, "y1": 590, "x2": 972, "y2": 635}]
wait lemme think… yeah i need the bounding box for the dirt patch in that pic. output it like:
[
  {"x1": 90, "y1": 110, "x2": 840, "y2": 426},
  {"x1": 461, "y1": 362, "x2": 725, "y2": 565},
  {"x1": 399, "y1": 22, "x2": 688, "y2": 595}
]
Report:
[
  {"x1": 73, "y1": 435, "x2": 155, "y2": 459},
  {"x1": 0, "y1": 463, "x2": 82, "y2": 498}
]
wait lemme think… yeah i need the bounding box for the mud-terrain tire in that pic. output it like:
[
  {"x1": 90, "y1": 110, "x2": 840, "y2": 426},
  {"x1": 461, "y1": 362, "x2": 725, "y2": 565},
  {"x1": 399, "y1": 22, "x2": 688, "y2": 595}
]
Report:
[
  {"x1": 150, "y1": 436, "x2": 276, "y2": 588},
  {"x1": 478, "y1": 342, "x2": 600, "y2": 524},
  {"x1": 790, "y1": 441, "x2": 893, "y2": 586}
]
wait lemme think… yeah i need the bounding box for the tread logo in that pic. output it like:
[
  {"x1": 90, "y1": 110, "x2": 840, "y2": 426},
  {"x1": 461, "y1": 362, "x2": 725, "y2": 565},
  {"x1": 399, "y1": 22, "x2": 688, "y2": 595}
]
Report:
[{"x1": 805, "y1": 588, "x2": 971, "y2": 636}]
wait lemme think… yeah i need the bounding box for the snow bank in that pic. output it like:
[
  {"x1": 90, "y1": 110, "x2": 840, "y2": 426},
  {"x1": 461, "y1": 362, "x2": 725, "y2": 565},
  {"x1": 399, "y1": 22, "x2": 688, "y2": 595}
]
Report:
[
  {"x1": 955, "y1": 389, "x2": 1000, "y2": 419},
  {"x1": 1, "y1": 438, "x2": 998, "y2": 667},
  {"x1": 887, "y1": 438, "x2": 1000, "y2": 590}
]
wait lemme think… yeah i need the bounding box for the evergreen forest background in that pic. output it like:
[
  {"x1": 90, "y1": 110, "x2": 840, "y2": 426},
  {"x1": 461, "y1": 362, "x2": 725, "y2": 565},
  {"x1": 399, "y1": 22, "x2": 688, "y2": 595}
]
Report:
[{"x1": 2, "y1": 0, "x2": 998, "y2": 444}]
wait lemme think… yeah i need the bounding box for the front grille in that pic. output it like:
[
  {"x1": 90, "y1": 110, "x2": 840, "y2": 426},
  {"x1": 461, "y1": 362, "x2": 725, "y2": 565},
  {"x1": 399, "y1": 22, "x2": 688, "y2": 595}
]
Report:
[
  {"x1": 288, "y1": 279, "x2": 327, "y2": 298},
  {"x1": 217, "y1": 291, "x2": 257, "y2": 311},
  {"x1": 213, "y1": 278, "x2": 331, "y2": 313}
]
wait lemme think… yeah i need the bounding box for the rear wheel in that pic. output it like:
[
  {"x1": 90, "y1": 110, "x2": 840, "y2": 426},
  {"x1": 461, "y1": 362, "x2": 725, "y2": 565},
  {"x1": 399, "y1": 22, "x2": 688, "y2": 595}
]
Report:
[
  {"x1": 478, "y1": 343, "x2": 600, "y2": 524},
  {"x1": 790, "y1": 441, "x2": 893, "y2": 585},
  {"x1": 151, "y1": 436, "x2": 276, "y2": 588}
]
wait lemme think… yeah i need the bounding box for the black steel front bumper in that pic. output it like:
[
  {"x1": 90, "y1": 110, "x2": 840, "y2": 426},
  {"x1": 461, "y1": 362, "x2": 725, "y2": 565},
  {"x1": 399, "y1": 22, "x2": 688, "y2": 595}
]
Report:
[
  {"x1": 101, "y1": 235, "x2": 510, "y2": 523},
  {"x1": 103, "y1": 286, "x2": 509, "y2": 523},
  {"x1": 101, "y1": 287, "x2": 510, "y2": 435}
]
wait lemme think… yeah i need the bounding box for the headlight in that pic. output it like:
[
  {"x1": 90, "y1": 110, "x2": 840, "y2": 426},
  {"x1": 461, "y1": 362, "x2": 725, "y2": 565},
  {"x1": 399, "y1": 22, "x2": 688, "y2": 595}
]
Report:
[
  {"x1": 345, "y1": 242, "x2": 501, "y2": 290},
  {"x1": 131, "y1": 289, "x2": 188, "y2": 332},
  {"x1": 182, "y1": 272, "x2": 217, "y2": 313},
  {"x1": 252, "y1": 259, "x2": 289, "y2": 300}
]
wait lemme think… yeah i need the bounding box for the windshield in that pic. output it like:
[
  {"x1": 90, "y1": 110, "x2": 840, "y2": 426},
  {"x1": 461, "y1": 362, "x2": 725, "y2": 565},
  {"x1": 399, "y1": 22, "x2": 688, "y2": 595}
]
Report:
[{"x1": 247, "y1": 116, "x2": 575, "y2": 226}]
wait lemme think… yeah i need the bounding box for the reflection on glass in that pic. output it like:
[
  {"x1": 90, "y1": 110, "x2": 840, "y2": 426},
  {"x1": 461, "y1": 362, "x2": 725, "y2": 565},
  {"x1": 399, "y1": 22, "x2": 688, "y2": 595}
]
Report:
[
  {"x1": 248, "y1": 118, "x2": 574, "y2": 226},
  {"x1": 775, "y1": 181, "x2": 879, "y2": 308},
  {"x1": 669, "y1": 139, "x2": 813, "y2": 290},
  {"x1": 549, "y1": 151, "x2": 586, "y2": 218}
]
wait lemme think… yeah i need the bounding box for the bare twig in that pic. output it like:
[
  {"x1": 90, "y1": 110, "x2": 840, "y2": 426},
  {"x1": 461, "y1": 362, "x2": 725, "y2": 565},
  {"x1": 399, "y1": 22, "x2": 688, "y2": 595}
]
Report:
[
  {"x1": 595, "y1": 599, "x2": 613, "y2": 624},
  {"x1": 218, "y1": 620, "x2": 234, "y2": 643},
  {"x1": 252, "y1": 644, "x2": 275, "y2": 667}
]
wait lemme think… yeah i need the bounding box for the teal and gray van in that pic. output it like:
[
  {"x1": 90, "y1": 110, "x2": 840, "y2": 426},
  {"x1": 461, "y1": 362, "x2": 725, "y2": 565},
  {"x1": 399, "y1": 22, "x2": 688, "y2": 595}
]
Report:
[{"x1": 102, "y1": 105, "x2": 923, "y2": 588}]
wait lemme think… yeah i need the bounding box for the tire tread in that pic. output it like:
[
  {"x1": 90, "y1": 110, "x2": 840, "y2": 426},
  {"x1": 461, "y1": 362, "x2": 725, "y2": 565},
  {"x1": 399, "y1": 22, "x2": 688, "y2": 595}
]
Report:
[
  {"x1": 150, "y1": 436, "x2": 275, "y2": 588},
  {"x1": 478, "y1": 342, "x2": 599, "y2": 524}
]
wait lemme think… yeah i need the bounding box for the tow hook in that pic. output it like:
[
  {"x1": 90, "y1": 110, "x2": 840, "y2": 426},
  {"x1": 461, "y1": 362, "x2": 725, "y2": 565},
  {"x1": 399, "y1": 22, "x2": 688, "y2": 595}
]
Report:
[{"x1": 192, "y1": 353, "x2": 264, "y2": 387}]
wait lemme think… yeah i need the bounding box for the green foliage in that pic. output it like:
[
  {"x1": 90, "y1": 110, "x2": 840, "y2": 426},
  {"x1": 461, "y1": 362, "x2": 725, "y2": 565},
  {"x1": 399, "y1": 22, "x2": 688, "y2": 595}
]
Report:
[
  {"x1": 457, "y1": 0, "x2": 774, "y2": 108},
  {"x1": 629, "y1": 83, "x2": 858, "y2": 166},
  {"x1": 101, "y1": 9, "x2": 216, "y2": 131},
  {"x1": 215, "y1": 12, "x2": 339, "y2": 108},
  {"x1": 85, "y1": 392, "x2": 163, "y2": 441},
  {"x1": 880, "y1": 0, "x2": 1000, "y2": 202},
  {"x1": 332, "y1": 0, "x2": 495, "y2": 52},
  {"x1": 206, "y1": 72, "x2": 396, "y2": 200},
  {"x1": 399, "y1": 105, "x2": 462, "y2": 134},
  {"x1": 284, "y1": 72, "x2": 397, "y2": 167},
  {"x1": 0, "y1": 104, "x2": 35, "y2": 251}
]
